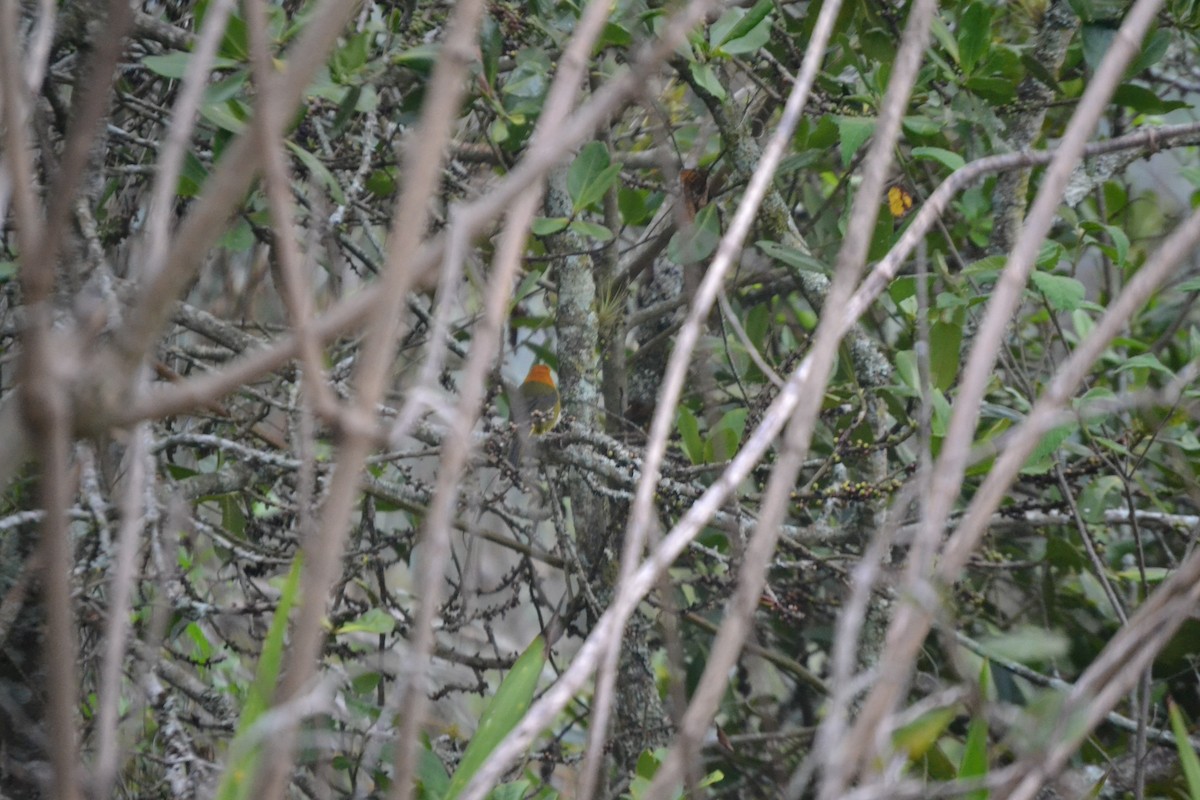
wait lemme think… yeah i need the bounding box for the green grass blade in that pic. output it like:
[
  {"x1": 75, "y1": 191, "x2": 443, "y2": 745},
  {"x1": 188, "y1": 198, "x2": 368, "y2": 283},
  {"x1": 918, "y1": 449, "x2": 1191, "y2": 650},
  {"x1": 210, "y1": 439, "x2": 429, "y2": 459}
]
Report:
[{"x1": 443, "y1": 635, "x2": 546, "y2": 800}]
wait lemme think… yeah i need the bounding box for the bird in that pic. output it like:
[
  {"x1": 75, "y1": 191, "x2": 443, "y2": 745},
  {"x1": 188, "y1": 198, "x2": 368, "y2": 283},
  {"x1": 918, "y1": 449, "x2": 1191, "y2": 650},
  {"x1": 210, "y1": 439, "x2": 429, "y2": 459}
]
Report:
[
  {"x1": 517, "y1": 364, "x2": 561, "y2": 433},
  {"x1": 509, "y1": 363, "x2": 560, "y2": 466}
]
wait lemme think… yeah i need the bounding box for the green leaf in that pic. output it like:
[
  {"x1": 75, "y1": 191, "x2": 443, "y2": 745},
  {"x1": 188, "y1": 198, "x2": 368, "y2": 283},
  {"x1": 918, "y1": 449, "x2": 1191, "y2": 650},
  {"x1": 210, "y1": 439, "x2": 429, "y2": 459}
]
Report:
[
  {"x1": 286, "y1": 141, "x2": 347, "y2": 205},
  {"x1": 352, "y1": 82, "x2": 376, "y2": 113},
  {"x1": 444, "y1": 635, "x2": 547, "y2": 800},
  {"x1": 902, "y1": 115, "x2": 943, "y2": 136},
  {"x1": 977, "y1": 656, "x2": 994, "y2": 698},
  {"x1": 710, "y1": 0, "x2": 772, "y2": 50},
  {"x1": 576, "y1": 164, "x2": 622, "y2": 211},
  {"x1": 965, "y1": 75, "x2": 1016, "y2": 103},
  {"x1": 566, "y1": 142, "x2": 622, "y2": 212},
  {"x1": 531, "y1": 217, "x2": 570, "y2": 235},
  {"x1": 1114, "y1": 83, "x2": 1188, "y2": 114},
  {"x1": 185, "y1": 621, "x2": 212, "y2": 660},
  {"x1": 707, "y1": 408, "x2": 746, "y2": 462},
  {"x1": 1079, "y1": 474, "x2": 1122, "y2": 524},
  {"x1": 860, "y1": 28, "x2": 895, "y2": 63},
  {"x1": 330, "y1": 30, "x2": 370, "y2": 82},
  {"x1": 177, "y1": 150, "x2": 210, "y2": 198},
  {"x1": 707, "y1": 8, "x2": 741, "y2": 51},
  {"x1": 416, "y1": 742, "x2": 451, "y2": 798},
  {"x1": 568, "y1": 219, "x2": 614, "y2": 241},
  {"x1": 912, "y1": 146, "x2": 965, "y2": 172},
  {"x1": 930, "y1": 388, "x2": 951, "y2": 437},
  {"x1": 144, "y1": 52, "x2": 242, "y2": 79},
  {"x1": 334, "y1": 608, "x2": 395, "y2": 635},
  {"x1": 1081, "y1": 23, "x2": 1116, "y2": 71},
  {"x1": 503, "y1": 50, "x2": 550, "y2": 102},
  {"x1": 566, "y1": 143, "x2": 609, "y2": 196},
  {"x1": 837, "y1": 116, "x2": 875, "y2": 167},
  {"x1": 1105, "y1": 224, "x2": 1130, "y2": 265},
  {"x1": 203, "y1": 68, "x2": 250, "y2": 104},
  {"x1": 894, "y1": 350, "x2": 919, "y2": 391},
  {"x1": 929, "y1": 320, "x2": 962, "y2": 392},
  {"x1": 1115, "y1": 352, "x2": 1174, "y2": 376},
  {"x1": 745, "y1": 304, "x2": 769, "y2": 352},
  {"x1": 958, "y1": 2, "x2": 994, "y2": 76},
  {"x1": 867, "y1": 207, "x2": 893, "y2": 261},
  {"x1": 1020, "y1": 422, "x2": 1076, "y2": 475},
  {"x1": 677, "y1": 406, "x2": 704, "y2": 465},
  {"x1": 595, "y1": 21, "x2": 632, "y2": 52},
  {"x1": 199, "y1": 100, "x2": 248, "y2": 134},
  {"x1": 214, "y1": 556, "x2": 304, "y2": 800},
  {"x1": 489, "y1": 117, "x2": 509, "y2": 145},
  {"x1": 628, "y1": 750, "x2": 721, "y2": 798},
  {"x1": 1020, "y1": 53, "x2": 1063, "y2": 94},
  {"x1": 689, "y1": 61, "x2": 727, "y2": 101},
  {"x1": 756, "y1": 240, "x2": 827, "y2": 273},
  {"x1": 365, "y1": 168, "x2": 397, "y2": 198},
  {"x1": 930, "y1": 15, "x2": 959, "y2": 64},
  {"x1": 946, "y1": 660, "x2": 991, "y2": 792},
  {"x1": 715, "y1": 12, "x2": 772, "y2": 56},
  {"x1": 618, "y1": 186, "x2": 650, "y2": 226},
  {"x1": 1127, "y1": 28, "x2": 1170, "y2": 77},
  {"x1": 1169, "y1": 699, "x2": 1200, "y2": 800},
  {"x1": 960, "y1": 713, "x2": 989, "y2": 800},
  {"x1": 1115, "y1": 566, "x2": 1169, "y2": 583},
  {"x1": 893, "y1": 706, "x2": 956, "y2": 760},
  {"x1": 219, "y1": 11, "x2": 250, "y2": 60},
  {"x1": 480, "y1": 14, "x2": 503, "y2": 87},
  {"x1": 333, "y1": 82, "x2": 364, "y2": 128},
  {"x1": 1037, "y1": 240, "x2": 1066, "y2": 269},
  {"x1": 920, "y1": 744, "x2": 960, "y2": 782},
  {"x1": 963, "y1": 254, "x2": 1006, "y2": 281},
  {"x1": 489, "y1": 781, "x2": 531, "y2": 800},
  {"x1": 392, "y1": 42, "x2": 440, "y2": 72},
  {"x1": 979, "y1": 627, "x2": 1069, "y2": 664},
  {"x1": 1030, "y1": 272, "x2": 1085, "y2": 311},
  {"x1": 511, "y1": 264, "x2": 546, "y2": 307},
  {"x1": 219, "y1": 217, "x2": 254, "y2": 252}
]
